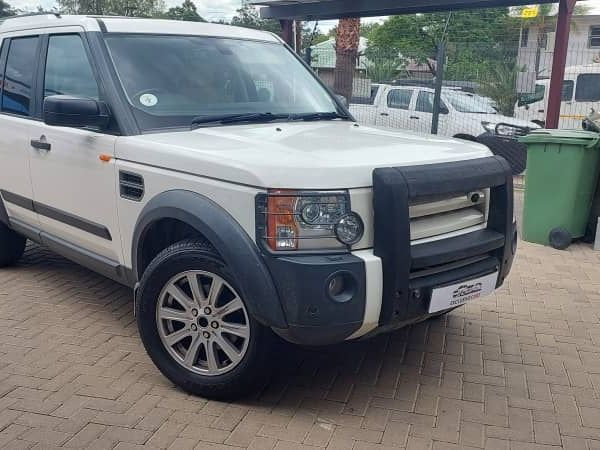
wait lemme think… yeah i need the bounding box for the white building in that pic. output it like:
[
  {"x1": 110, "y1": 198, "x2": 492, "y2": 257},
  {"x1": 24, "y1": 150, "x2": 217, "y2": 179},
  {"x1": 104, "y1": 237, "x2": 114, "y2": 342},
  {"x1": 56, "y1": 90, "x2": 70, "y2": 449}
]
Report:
[{"x1": 517, "y1": 14, "x2": 600, "y2": 78}]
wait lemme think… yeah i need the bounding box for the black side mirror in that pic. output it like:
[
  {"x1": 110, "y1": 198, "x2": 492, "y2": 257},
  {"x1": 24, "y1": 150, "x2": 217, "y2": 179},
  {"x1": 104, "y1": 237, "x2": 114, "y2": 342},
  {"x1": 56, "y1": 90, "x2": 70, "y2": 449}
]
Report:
[
  {"x1": 43, "y1": 95, "x2": 110, "y2": 129},
  {"x1": 440, "y1": 105, "x2": 450, "y2": 115}
]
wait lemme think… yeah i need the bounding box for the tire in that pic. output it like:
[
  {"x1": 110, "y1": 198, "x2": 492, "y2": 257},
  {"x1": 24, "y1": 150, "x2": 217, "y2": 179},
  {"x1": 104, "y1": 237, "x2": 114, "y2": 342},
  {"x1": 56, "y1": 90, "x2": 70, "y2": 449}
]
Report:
[
  {"x1": 0, "y1": 222, "x2": 26, "y2": 267},
  {"x1": 136, "y1": 239, "x2": 273, "y2": 400},
  {"x1": 549, "y1": 228, "x2": 572, "y2": 250}
]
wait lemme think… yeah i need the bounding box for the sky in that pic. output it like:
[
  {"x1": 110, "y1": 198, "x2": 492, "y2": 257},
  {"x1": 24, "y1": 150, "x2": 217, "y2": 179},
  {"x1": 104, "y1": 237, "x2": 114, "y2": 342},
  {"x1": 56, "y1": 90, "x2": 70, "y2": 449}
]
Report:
[{"x1": 7, "y1": 0, "x2": 600, "y2": 25}]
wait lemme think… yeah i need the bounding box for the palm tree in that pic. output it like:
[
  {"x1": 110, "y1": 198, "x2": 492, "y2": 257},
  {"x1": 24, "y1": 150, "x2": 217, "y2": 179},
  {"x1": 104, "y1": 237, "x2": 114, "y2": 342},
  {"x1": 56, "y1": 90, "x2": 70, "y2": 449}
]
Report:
[
  {"x1": 334, "y1": 18, "x2": 360, "y2": 102},
  {"x1": 479, "y1": 63, "x2": 524, "y2": 116}
]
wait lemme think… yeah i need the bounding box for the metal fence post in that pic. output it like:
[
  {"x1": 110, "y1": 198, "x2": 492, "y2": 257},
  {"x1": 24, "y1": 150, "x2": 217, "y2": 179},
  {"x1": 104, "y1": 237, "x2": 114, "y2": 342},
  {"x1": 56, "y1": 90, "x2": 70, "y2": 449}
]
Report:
[{"x1": 431, "y1": 41, "x2": 446, "y2": 135}]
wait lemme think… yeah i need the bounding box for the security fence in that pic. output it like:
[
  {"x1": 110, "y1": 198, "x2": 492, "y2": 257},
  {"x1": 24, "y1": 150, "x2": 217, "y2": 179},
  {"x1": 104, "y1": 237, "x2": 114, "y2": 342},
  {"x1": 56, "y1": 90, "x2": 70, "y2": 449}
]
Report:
[{"x1": 305, "y1": 39, "x2": 600, "y2": 174}]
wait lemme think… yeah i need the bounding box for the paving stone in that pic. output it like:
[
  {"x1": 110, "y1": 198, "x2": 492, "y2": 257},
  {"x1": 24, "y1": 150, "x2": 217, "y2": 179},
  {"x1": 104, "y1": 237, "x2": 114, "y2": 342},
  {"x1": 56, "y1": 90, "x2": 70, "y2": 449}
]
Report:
[{"x1": 0, "y1": 192, "x2": 597, "y2": 449}]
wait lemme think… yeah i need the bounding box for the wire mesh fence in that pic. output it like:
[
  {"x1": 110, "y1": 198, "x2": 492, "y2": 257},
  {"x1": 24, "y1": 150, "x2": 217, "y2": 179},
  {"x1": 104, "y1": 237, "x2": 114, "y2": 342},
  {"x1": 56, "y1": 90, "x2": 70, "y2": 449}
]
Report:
[{"x1": 305, "y1": 30, "x2": 600, "y2": 174}]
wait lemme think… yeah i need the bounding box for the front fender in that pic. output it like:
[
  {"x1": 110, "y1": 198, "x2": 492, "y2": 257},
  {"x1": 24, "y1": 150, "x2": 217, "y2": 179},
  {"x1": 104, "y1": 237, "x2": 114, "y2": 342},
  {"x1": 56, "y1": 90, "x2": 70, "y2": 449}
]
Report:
[{"x1": 132, "y1": 190, "x2": 287, "y2": 329}]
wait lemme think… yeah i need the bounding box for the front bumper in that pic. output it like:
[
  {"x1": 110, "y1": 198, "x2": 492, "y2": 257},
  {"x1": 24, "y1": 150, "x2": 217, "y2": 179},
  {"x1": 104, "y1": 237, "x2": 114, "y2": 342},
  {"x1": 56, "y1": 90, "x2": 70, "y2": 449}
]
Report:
[{"x1": 261, "y1": 156, "x2": 517, "y2": 346}]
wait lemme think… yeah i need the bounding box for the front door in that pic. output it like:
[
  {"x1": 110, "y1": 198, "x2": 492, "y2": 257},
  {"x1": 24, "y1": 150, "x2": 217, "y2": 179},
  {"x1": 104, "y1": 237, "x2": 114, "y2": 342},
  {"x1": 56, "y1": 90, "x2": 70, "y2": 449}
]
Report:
[
  {"x1": 411, "y1": 90, "x2": 449, "y2": 136},
  {"x1": 376, "y1": 88, "x2": 414, "y2": 131},
  {"x1": 28, "y1": 32, "x2": 122, "y2": 262}
]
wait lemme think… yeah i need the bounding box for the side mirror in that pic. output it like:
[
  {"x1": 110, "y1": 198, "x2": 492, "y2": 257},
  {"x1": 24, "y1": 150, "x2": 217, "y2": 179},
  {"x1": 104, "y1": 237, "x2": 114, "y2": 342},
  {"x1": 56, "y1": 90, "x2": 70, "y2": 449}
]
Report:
[
  {"x1": 335, "y1": 94, "x2": 349, "y2": 108},
  {"x1": 440, "y1": 105, "x2": 450, "y2": 115},
  {"x1": 43, "y1": 95, "x2": 110, "y2": 129}
]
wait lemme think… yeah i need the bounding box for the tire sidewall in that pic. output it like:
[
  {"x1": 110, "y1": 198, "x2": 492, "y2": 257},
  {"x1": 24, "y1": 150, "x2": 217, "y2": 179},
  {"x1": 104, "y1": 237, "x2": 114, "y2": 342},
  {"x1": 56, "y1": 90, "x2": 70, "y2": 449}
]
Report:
[{"x1": 137, "y1": 245, "x2": 268, "y2": 397}]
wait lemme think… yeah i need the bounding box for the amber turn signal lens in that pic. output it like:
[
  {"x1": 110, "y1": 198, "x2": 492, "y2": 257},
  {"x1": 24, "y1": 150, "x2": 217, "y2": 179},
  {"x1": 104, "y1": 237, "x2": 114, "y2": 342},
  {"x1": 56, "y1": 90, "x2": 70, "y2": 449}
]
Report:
[{"x1": 267, "y1": 190, "x2": 298, "y2": 251}]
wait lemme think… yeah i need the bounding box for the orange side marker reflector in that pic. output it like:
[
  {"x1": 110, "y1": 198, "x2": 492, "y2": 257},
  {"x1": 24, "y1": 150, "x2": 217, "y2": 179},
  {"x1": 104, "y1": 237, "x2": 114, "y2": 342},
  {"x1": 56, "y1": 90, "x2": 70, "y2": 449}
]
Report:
[{"x1": 99, "y1": 154, "x2": 112, "y2": 162}]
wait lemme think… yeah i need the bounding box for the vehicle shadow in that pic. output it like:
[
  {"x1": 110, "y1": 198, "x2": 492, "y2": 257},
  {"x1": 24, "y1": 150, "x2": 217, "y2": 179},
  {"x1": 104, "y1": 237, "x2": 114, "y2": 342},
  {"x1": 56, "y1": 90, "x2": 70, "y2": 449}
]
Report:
[{"x1": 15, "y1": 241, "x2": 458, "y2": 414}]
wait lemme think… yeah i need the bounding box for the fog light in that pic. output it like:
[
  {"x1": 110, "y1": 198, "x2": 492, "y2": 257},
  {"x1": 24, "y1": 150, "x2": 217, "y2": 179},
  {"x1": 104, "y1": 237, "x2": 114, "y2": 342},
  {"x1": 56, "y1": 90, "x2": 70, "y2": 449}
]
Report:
[
  {"x1": 335, "y1": 213, "x2": 364, "y2": 245},
  {"x1": 328, "y1": 275, "x2": 345, "y2": 297},
  {"x1": 325, "y1": 271, "x2": 356, "y2": 303}
]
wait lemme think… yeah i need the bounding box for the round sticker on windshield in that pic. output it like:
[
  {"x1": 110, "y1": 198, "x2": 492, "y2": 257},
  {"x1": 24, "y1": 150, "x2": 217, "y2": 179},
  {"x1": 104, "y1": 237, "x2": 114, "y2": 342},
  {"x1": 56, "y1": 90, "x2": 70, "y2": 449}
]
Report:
[{"x1": 139, "y1": 93, "x2": 158, "y2": 107}]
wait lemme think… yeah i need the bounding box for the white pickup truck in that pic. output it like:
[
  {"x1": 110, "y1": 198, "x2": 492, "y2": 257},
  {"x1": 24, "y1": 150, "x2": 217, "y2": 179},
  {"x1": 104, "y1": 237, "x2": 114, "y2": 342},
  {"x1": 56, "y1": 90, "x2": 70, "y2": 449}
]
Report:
[
  {"x1": 0, "y1": 15, "x2": 517, "y2": 399},
  {"x1": 351, "y1": 84, "x2": 538, "y2": 141}
]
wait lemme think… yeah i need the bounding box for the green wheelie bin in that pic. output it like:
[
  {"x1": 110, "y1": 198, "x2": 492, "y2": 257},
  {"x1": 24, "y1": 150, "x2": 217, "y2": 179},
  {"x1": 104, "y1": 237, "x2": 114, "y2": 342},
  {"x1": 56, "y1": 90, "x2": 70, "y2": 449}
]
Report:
[{"x1": 519, "y1": 129, "x2": 600, "y2": 249}]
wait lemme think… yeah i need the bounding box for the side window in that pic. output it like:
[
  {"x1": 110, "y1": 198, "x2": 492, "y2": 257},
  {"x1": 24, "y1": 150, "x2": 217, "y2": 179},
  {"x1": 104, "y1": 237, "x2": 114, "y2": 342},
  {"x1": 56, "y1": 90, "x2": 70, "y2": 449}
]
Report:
[
  {"x1": 575, "y1": 74, "x2": 600, "y2": 102},
  {"x1": 44, "y1": 35, "x2": 99, "y2": 100},
  {"x1": 369, "y1": 85, "x2": 379, "y2": 105},
  {"x1": 1, "y1": 37, "x2": 38, "y2": 117},
  {"x1": 387, "y1": 89, "x2": 412, "y2": 110},
  {"x1": 416, "y1": 91, "x2": 434, "y2": 113},
  {"x1": 562, "y1": 80, "x2": 574, "y2": 101}
]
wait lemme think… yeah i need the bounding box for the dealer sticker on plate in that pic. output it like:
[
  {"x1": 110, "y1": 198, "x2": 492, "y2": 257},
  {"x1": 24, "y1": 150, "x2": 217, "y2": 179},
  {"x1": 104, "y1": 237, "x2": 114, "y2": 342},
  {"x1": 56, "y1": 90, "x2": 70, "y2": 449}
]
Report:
[{"x1": 428, "y1": 272, "x2": 498, "y2": 314}]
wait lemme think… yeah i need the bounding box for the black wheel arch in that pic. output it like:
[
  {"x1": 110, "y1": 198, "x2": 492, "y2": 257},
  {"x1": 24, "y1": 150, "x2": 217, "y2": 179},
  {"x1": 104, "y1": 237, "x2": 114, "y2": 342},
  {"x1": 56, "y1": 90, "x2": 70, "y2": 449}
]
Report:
[{"x1": 131, "y1": 190, "x2": 287, "y2": 329}]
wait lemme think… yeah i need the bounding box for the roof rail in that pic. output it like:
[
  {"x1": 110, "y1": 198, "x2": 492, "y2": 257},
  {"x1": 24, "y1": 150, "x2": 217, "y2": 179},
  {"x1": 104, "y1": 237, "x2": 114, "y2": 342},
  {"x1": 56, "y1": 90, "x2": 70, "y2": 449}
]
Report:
[{"x1": 4, "y1": 11, "x2": 61, "y2": 19}]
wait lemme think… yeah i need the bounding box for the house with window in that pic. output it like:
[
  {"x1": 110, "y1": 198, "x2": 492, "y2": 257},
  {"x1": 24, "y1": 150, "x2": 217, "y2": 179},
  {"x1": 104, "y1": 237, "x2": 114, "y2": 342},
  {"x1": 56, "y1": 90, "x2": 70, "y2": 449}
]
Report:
[{"x1": 517, "y1": 14, "x2": 600, "y2": 78}]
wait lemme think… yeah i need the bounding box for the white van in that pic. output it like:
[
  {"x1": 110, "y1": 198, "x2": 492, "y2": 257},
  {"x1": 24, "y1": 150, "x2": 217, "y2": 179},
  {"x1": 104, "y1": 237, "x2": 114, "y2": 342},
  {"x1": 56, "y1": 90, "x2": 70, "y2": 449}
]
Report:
[{"x1": 515, "y1": 64, "x2": 600, "y2": 129}]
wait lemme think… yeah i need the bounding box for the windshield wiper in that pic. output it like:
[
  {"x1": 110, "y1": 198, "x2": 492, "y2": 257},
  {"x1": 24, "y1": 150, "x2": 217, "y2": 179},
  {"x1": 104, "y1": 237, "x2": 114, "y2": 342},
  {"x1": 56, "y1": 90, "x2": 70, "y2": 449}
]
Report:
[
  {"x1": 191, "y1": 112, "x2": 288, "y2": 128},
  {"x1": 288, "y1": 112, "x2": 350, "y2": 121}
]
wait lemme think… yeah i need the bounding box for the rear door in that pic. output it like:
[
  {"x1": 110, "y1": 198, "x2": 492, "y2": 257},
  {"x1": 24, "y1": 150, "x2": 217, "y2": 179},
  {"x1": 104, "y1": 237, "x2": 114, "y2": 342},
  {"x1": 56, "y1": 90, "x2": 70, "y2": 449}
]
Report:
[
  {"x1": 376, "y1": 87, "x2": 414, "y2": 130},
  {"x1": 0, "y1": 35, "x2": 40, "y2": 230}
]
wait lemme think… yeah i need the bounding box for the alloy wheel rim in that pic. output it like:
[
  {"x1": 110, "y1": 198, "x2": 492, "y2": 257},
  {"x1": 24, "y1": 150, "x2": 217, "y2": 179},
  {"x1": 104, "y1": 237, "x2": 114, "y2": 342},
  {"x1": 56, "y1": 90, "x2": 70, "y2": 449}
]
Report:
[{"x1": 156, "y1": 270, "x2": 250, "y2": 376}]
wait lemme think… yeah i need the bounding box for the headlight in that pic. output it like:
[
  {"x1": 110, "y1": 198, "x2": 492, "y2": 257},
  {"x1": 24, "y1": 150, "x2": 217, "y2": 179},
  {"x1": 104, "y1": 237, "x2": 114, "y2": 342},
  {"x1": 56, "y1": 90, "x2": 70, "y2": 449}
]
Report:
[
  {"x1": 482, "y1": 122, "x2": 518, "y2": 137},
  {"x1": 481, "y1": 121, "x2": 497, "y2": 133},
  {"x1": 258, "y1": 190, "x2": 364, "y2": 251}
]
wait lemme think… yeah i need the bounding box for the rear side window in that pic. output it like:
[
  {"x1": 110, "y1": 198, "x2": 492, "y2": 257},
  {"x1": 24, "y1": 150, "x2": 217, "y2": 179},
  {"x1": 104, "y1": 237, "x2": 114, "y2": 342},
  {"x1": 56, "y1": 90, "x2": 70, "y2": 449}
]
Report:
[
  {"x1": 387, "y1": 89, "x2": 412, "y2": 110},
  {"x1": 575, "y1": 74, "x2": 600, "y2": 102},
  {"x1": 44, "y1": 35, "x2": 99, "y2": 100},
  {"x1": 1, "y1": 37, "x2": 38, "y2": 116}
]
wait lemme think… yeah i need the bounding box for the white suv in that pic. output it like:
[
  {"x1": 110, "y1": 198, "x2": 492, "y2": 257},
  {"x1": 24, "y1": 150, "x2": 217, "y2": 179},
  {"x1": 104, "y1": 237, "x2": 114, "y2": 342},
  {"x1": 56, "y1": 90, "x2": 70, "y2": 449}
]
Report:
[{"x1": 0, "y1": 15, "x2": 517, "y2": 399}]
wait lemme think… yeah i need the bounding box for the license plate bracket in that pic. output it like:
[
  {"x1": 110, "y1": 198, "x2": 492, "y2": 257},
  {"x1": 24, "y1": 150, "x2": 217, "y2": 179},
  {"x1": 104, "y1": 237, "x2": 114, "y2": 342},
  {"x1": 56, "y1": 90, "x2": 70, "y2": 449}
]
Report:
[{"x1": 428, "y1": 272, "x2": 498, "y2": 314}]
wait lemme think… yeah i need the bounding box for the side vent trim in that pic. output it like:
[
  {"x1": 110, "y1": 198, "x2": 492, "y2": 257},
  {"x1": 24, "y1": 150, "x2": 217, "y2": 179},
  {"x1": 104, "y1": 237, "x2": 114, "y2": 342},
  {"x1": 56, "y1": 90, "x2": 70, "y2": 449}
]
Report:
[{"x1": 119, "y1": 171, "x2": 144, "y2": 202}]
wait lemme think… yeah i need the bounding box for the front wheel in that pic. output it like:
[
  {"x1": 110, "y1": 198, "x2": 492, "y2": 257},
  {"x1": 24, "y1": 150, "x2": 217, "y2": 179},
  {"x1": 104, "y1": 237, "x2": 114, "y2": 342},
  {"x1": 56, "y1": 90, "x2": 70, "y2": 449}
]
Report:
[{"x1": 136, "y1": 239, "x2": 273, "y2": 399}]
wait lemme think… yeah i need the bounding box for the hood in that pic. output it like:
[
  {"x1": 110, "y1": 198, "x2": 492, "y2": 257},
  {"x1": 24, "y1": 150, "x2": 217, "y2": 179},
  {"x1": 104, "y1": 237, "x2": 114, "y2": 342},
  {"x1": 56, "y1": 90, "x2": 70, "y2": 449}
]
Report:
[
  {"x1": 117, "y1": 121, "x2": 492, "y2": 189},
  {"x1": 466, "y1": 113, "x2": 539, "y2": 129}
]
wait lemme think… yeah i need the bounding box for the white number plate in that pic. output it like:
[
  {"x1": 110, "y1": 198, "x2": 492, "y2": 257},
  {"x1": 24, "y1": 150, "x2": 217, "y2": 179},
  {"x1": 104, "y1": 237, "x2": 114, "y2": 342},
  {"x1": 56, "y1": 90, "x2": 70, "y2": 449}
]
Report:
[{"x1": 428, "y1": 272, "x2": 498, "y2": 314}]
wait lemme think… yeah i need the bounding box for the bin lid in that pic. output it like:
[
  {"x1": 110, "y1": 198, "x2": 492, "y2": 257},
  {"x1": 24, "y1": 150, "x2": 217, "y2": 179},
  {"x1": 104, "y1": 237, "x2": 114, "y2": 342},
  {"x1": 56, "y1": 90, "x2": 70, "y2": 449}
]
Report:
[{"x1": 519, "y1": 129, "x2": 600, "y2": 148}]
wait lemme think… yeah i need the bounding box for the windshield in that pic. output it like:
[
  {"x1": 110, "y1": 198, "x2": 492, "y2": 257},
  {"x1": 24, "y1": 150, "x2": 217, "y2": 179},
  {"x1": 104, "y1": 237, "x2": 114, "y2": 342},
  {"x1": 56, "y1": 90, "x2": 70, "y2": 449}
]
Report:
[
  {"x1": 444, "y1": 92, "x2": 497, "y2": 114},
  {"x1": 104, "y1": 34, "x2": 342, "y2": 131}
]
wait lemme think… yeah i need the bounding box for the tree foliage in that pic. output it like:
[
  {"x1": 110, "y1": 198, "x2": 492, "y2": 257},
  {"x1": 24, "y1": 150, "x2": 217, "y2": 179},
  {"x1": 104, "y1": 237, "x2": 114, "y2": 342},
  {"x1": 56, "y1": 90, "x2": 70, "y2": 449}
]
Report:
[
  {"x1": 231, "y1": 4, "x2": 280, "y2": 34},
  {"x1": 58, "y1": 0, "x2": 165, "y2": 17},
  {"x1": 165, "y1": 0, "x2": 204, "y2": 22},
  {"x1": 367, "y1": 9, "x2": 517, "y2": 77},
  {"x1": 478, "y1": 63, "x2": 523, "y2": 116},
  {"x1": 0, "y1": 0, "x2": 13, "y2": 17}
]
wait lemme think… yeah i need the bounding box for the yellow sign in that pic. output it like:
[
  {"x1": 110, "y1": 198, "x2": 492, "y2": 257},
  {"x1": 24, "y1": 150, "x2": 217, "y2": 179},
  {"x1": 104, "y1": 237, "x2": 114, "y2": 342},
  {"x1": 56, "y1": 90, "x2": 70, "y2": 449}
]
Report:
[{"x1": 521, "y1": 6, "x2": 539, "y2": 18}]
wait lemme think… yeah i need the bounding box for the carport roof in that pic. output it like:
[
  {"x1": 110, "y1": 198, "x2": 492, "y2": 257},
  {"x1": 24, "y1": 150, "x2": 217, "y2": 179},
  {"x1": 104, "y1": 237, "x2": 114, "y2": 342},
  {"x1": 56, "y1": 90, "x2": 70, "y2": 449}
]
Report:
[{"x1": 253, "y1": 0, "x2": 557, "y2": 20}]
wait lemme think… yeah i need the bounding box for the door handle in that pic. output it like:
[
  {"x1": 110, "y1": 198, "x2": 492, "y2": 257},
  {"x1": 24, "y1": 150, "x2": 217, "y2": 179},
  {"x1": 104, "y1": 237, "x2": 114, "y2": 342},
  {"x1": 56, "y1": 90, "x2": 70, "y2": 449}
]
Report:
[
  {"x1": 30, "y1": 139, "x2": 51, "y2": 151},
  {"x1": 538, "y1": 109, "x2": 545, "y2": 113},
  {"x1": 410, "y1": 116, "x2": 420, "y2": 119},
  {"x1": 380, "y1": 112, "x2": 389, "y2": 116}
]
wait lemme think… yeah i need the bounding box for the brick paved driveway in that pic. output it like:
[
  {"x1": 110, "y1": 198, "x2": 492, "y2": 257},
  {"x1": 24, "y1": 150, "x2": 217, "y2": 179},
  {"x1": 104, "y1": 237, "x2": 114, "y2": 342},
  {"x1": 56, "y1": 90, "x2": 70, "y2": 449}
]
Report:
[{"x1": 1, "y1": 192, "x2": 600, "y2": 450}]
